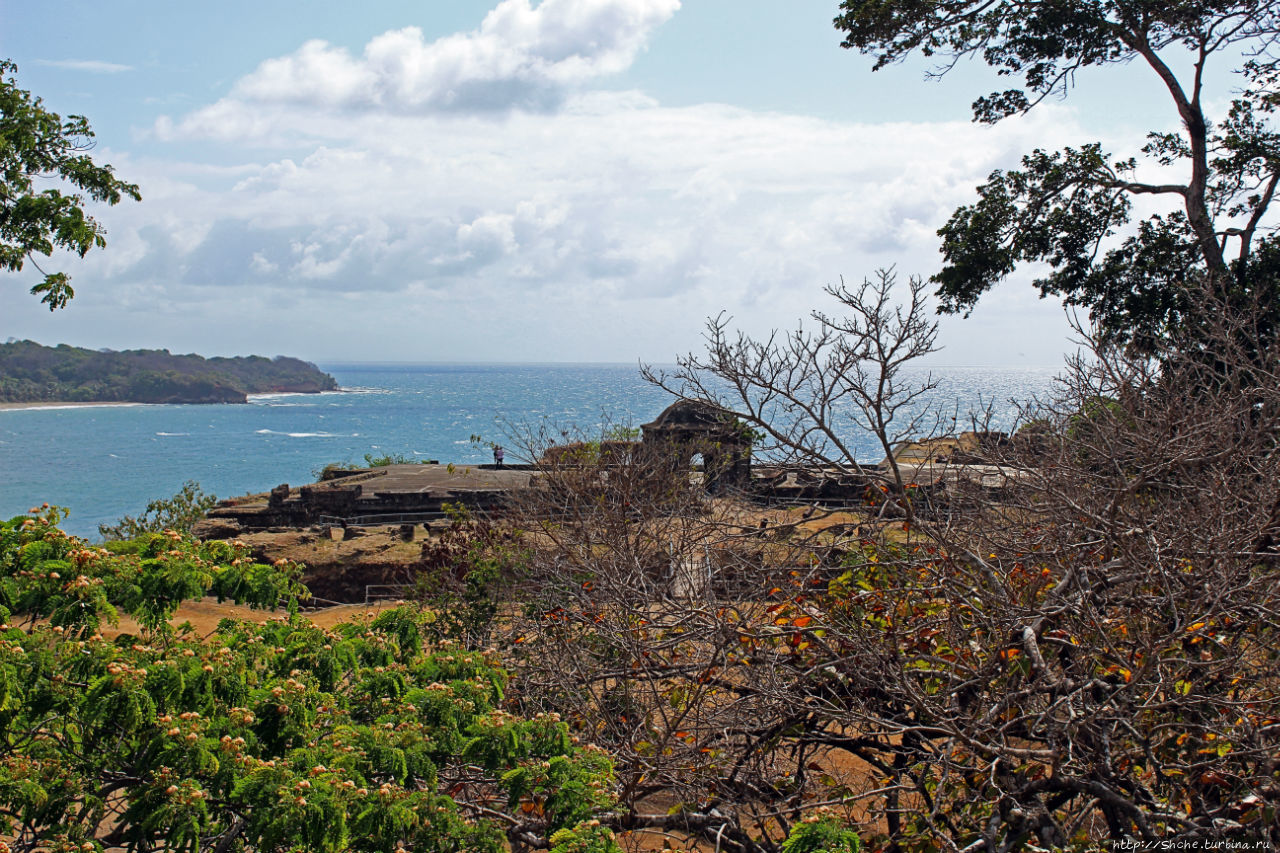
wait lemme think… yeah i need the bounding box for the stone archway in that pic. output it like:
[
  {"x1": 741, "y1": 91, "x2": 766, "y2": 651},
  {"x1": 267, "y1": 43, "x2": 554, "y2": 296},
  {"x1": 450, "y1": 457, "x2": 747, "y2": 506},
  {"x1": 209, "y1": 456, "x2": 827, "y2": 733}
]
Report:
[{"x1": 640, "y1": 400, "x2": 752, "y2": 493}]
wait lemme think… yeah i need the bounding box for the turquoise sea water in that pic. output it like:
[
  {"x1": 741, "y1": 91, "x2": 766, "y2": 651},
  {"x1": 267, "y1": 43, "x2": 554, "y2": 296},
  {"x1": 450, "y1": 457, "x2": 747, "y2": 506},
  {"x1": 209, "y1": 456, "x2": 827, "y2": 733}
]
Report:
[{"x1": 0, "y1": 363, "x2": 1057, "y2": 539}]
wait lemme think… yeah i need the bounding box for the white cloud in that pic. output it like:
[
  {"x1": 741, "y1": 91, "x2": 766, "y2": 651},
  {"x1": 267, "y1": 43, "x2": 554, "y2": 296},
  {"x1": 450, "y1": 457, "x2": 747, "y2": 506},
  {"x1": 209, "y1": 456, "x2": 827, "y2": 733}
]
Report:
[
  {"x1": 56, "y1": 92, "x2": 1095, "y2": 365},
  {"x1": 249, "y1": 252, "x2": 278, "y2": 274},
  {"x1": 235, "y1": 40, "x2": 376, "y2": 107},
  {"x1": 28, "y1": 1, "x2": 1105, "y2": 365},
  {"x1": 456, "y1": 213, "x2": 519, "y2": 262},
  {"x1": 173, "y1": 0, "x2": 679, "y2": 121},
  {"x1": 35, "y1": 59, "x2": 133, "y2": 74}
]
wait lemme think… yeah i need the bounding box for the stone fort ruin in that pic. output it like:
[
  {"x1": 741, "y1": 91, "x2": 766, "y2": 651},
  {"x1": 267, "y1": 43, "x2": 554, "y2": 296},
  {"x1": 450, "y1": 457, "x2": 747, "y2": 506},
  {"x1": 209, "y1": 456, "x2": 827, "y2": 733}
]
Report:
[{"x1": 197, "y1": 400, "x2": 1020, "y2": 535}]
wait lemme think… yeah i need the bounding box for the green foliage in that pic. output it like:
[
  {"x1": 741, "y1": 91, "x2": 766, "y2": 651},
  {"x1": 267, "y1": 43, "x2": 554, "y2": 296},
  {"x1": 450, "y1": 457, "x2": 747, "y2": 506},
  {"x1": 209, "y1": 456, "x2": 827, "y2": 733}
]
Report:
[
  {"x1": 1065, "y1": 394, "x2": 1126, "y2": 442},
  {"x1": 363, "y1": 452, "x2": 418, "y2": 467},
  {"x1": 4, "y1": 506, "x2": 303, "y2": 636},
  {"x1": 316, "y1": 453, "x2": 431, "y2": 480},
  {"x1": 314, "y1": 461, "x2": 353, "y2": 481},
  {"x1": 549, "y1": 820, "x2": 619, "y2": 853},
  {"x1": 601, "y1": 425, "x2": 641, "y2": 442},
  {"x1": 0, "y1": 509, "x2": 621, "y2": 852},
  {"x1": 0, "y1": 59, "x2": 141, "y2": 309},
  {"x1": 98, "y1": 480, "x2": 219, "y2": 541},
  {"x1": 929, "y1": 145, "x2": 1211, "y2": 347},
  {"x1": 0, "y1": 339, "x2": 338, "y2": 404},
  {"x1": 781, "y1": 815, "x2": 861, "y2": 853},
  {"x1": 416, "y1": 505, "x2": 530, "y2": 649},
  {"x1": 834, "y1": 3, "x2": 1280, "y2": 348}
]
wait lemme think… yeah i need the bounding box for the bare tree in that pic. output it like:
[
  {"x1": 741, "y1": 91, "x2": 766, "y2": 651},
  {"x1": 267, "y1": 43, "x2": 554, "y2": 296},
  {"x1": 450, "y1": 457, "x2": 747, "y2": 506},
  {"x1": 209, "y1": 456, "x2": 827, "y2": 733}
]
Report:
[
  {"x1": 495, "y1": 425, "x2": 872, "y2": 852},
  {"x1": 643, "y1": 269, "x2": 944, "y2": 520},
  {"x1": 764, "y1": 281, "x2": 1280, "y2": 849},
  {"x1": 484, "y1": 278, "x2": 1280, "y2": 851}
]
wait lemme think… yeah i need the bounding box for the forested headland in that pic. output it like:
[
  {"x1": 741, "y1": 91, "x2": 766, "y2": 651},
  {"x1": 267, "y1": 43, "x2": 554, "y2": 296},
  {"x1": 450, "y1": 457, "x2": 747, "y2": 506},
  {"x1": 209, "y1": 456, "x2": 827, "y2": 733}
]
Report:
[{"x1": 0, "y1": 340, "x2": 338, "y2": 404}]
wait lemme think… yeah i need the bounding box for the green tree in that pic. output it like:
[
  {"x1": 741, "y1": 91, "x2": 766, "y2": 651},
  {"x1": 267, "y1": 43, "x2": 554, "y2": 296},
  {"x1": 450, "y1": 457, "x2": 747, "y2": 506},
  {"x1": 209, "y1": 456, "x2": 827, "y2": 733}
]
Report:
[
  {"x1": 781, "y1": 815, "x2": 862, "y2": 853},
  {"x1": 0, "y1": 508, "x2": 623, "y2": 852},
  {"x1": 0, "y1": 59, "x2": 140, "y2": 309},
  {"x1": 834, "y1": 3, "x2": 1280, "y2": 348},
  {"x1": 98, "y1": 480, "x2": 219, "y2": 541}
]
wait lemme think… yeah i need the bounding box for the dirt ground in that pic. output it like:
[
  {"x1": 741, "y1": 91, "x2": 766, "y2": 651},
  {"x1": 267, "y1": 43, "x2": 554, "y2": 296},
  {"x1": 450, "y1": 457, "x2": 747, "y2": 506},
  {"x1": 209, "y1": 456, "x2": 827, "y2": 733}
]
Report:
[{"x1": 100, "y1": 597, "x2": 407, "y2": 639}]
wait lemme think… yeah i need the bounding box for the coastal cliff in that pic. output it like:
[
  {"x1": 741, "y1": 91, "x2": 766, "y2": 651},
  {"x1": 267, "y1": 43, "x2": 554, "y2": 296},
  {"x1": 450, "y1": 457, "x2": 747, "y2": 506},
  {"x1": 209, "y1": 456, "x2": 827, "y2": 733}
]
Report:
[{"x1": 0, "y1": 340, "x2": 338, "y2": 404}]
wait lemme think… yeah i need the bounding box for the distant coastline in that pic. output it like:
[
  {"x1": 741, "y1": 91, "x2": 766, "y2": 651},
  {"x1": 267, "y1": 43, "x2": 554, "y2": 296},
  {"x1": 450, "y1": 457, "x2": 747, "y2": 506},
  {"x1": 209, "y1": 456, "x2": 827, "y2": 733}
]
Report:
[
  {"x1": 0, "y1": 393, "x2": 351, "y2": 411},
  {"x1": 0, "y1": 401, "x2": 146, "y2": 412},
  {"x1": 0, "y1": 340, "x2": 339, "y2": 405}
]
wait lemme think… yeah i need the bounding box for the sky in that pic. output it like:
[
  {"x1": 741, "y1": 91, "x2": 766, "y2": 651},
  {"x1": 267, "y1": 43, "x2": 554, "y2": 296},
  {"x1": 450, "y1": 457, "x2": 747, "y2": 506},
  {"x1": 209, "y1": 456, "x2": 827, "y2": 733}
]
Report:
[{"x1": 0, "y1": 0, "x2": 1208, "y2": 366}]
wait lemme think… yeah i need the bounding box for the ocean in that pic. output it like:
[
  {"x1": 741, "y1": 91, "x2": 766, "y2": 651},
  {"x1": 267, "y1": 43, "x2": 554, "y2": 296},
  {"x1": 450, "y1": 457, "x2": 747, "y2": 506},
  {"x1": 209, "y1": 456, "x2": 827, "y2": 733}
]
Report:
[{"x1": 0, "y1": 363, "x2": 1058, "y2": 539}]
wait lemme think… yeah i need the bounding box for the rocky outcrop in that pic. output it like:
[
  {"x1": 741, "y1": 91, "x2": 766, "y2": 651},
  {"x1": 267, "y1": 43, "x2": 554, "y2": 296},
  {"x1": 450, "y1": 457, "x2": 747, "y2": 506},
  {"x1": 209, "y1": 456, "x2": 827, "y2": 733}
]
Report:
[{"x1": 191, "y1": 517, "x2": 244, "y2": 539}]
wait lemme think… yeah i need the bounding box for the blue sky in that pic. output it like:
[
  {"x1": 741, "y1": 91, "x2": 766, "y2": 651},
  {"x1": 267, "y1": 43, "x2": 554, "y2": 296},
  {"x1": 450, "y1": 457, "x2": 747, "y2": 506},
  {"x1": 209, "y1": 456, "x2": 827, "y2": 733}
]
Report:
[{"x1": 0, "y1": 0, "x2": 1202, "y2": 364}]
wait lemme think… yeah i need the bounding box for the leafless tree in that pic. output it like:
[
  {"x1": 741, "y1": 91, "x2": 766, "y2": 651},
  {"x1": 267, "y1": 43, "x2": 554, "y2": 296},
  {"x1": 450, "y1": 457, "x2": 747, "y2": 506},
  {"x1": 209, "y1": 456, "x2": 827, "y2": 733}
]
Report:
[
  {"x1": 494, "y1": 424, "x2": 872, "y2": 852},
  {"x1": 642, "y1": 269, "x2": 944, "y2": 521},
  {"x1": 767, "y1": 281, "x2": 1280, "y2": 849},
  {"x1": 482, "y1": 280, "x2": 1280, "y2": 852}
]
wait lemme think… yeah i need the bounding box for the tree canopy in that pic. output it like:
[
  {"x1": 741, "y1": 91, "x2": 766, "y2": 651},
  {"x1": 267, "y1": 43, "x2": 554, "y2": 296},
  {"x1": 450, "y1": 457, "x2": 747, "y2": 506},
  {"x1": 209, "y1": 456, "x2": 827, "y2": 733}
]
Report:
[
  {"x1": 834, "y1": 2, "x2": 1280, "y2": 347},
  {"x1": 0, "y1": 509, "x2": 623, "y2": 853},
  {"x1": 0, "y1": 59, "x2": 140, "y2": 310}
]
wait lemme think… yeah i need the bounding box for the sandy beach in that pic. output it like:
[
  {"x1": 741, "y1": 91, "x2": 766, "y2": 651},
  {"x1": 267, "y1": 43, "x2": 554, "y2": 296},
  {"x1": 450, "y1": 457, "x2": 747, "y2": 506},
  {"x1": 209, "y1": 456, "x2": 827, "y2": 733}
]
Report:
[{"x1": 0, "y1": 400, "x2": 144, "y2": 412}]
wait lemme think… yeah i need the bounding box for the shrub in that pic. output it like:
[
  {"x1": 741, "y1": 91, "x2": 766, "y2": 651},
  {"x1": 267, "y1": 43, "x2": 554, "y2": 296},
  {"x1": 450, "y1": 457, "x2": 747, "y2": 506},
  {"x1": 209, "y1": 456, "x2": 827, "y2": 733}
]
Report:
[{"x1": 97, "y1": 480, "x2": 218, "y2": 541}]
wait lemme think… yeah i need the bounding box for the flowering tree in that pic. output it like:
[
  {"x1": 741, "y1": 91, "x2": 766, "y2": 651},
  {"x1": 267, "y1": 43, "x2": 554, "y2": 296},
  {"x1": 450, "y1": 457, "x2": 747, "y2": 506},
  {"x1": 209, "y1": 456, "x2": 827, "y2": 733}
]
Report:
[{"x1": 0, "y1": 509, "x2": 620, "y2": 853}]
